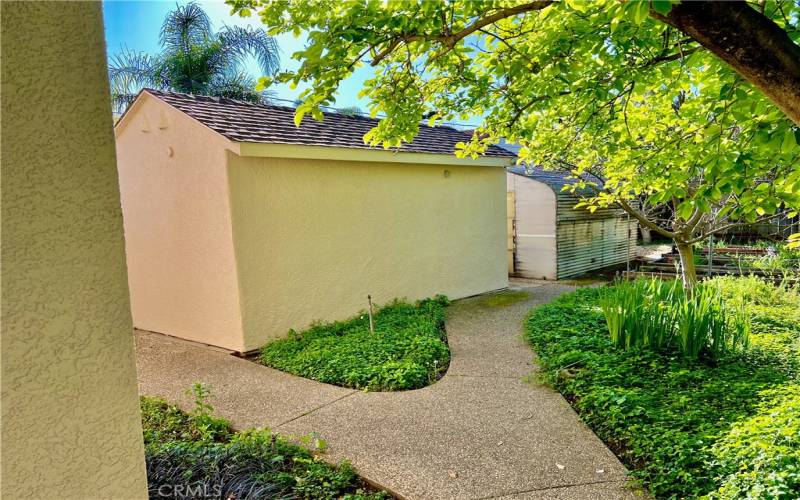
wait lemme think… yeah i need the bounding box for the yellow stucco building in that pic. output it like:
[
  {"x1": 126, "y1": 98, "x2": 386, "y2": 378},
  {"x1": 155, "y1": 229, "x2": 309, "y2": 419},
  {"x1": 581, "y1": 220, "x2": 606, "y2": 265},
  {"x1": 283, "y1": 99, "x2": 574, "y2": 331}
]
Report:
[
  {"x1": 116, "y1": 90, "x2": 514, "y2": 352},
  {"x1": 2, "y1": 2, "x2": 147, "y2": 497}
]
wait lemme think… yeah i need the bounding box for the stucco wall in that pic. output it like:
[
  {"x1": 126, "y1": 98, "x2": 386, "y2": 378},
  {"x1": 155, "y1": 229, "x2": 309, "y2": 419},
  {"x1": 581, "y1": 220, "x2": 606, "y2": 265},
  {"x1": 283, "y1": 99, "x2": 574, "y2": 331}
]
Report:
[
  {"x1": 1, "y1": 2, "x2": 147, "y2": 498},
  {"x1": 116, "y1": 96, "x2": 246, "y2": 350},
  {"x1": 228, "y1": 154, "x2": 508, "y2": 350},
  {"x1": 507, "y1": 173, "x2": 558, "y2": 280}
]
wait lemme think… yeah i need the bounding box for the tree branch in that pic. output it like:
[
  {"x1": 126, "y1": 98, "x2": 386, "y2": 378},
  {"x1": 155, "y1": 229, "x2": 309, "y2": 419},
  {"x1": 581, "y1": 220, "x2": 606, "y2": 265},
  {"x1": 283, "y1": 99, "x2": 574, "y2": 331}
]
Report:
[
  {"x1": 652, "y1": 0, "x2": 800, "y2": 125},
  {"x1": 371, "y1": 1, "x2": 553, "y2": 66},
  {"x1": 641, "y1": 46, "x2": 700, "y2": 67},
  {"x1": 617, "y1": 198, "x2": 679, "y2": 239}
]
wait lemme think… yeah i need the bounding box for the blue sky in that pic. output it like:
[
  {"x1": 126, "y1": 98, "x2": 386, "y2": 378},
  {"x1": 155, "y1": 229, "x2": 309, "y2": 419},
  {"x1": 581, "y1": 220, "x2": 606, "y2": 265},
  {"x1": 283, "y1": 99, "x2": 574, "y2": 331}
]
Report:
[{"x1": 102, "y1": 0, "x2": 375, "y2": 110}]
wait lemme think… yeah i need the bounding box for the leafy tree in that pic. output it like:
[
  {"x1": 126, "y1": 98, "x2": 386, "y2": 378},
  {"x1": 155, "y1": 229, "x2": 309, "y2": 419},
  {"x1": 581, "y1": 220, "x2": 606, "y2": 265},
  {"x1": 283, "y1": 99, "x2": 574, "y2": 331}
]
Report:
[
  {"x1": 230, "y1": 0, "x2": 800, "y2": 289},
  {"x1": 108, "y1": 2, "x2": 280, "y2": 113}
]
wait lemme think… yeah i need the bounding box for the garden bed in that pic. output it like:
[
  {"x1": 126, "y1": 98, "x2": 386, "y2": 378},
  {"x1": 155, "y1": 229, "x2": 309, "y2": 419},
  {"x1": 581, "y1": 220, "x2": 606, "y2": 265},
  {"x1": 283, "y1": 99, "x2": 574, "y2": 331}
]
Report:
[
  {"x1": 141, "y1": 388, "x2": 387, "y2": 499},
  {"x1": 258, "y1": 296, "x2": 450, "y2": 391},
  {"x1": 524, "y1": 276, "x2": 799, "y2": 498},
  {"x1": 634, "y1": 241, "x2": 800, "y2": 282}
]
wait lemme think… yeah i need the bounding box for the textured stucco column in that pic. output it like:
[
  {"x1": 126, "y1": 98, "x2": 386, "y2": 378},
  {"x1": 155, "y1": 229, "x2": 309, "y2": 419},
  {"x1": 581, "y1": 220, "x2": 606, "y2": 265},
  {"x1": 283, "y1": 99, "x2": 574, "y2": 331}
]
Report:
[{"x1": 1, "y1": 2, "x2": 148, "y2": 498}]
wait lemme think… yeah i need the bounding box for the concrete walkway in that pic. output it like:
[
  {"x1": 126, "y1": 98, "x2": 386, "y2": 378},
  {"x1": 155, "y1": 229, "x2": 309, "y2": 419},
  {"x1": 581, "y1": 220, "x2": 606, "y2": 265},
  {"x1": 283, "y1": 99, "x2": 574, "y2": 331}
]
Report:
[{"x1": 135, "y1": 283, "x2": 638, "y2": 499}]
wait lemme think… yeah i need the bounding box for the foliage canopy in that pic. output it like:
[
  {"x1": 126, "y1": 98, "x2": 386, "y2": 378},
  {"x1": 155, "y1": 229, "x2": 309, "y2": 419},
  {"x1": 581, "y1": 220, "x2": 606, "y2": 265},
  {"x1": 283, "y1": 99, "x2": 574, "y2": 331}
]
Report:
[{"x1": 230, "y1": 0, "x2": 800, "y2": 285}]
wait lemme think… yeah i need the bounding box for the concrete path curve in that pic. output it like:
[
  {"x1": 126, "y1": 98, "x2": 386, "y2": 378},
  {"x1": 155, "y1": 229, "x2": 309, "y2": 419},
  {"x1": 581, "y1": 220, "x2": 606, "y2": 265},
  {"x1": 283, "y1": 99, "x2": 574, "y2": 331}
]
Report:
[{"x1": 135, "y1": 283, "x2": 638, "y2": 499}]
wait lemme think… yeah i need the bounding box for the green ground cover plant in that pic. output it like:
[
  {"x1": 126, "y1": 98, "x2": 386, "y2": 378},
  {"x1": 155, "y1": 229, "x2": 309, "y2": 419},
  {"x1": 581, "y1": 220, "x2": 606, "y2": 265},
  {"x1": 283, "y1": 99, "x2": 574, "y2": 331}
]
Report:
[
  {"x1": 525, "y1": 277, "x2": 799, "y2": 498},
  {"x1": 709, "y1": 384, "x2": 800, "y2": 499},
  {"x1": 260, "y1": 296, "x2": 450, "y2": 391},
  {"x1": 141, "y1": 384, "x2": 386, "y2": 499}
]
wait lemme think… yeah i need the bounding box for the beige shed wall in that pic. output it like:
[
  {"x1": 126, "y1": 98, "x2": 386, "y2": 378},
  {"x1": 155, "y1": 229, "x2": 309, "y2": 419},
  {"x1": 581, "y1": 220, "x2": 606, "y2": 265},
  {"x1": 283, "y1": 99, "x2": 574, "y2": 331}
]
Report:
[
  {"x1": 1, "y1": 2, "x2": 147, "y2": 497},
  {"x1": 507, "y1": 173, "x2": 558, "y2": 280},
  {"x1": 116, "y1": 95, "x2": 246, "y2": 350},
  {"x1": 228, "y1": 155, "x2": 508, "y2": 350}
]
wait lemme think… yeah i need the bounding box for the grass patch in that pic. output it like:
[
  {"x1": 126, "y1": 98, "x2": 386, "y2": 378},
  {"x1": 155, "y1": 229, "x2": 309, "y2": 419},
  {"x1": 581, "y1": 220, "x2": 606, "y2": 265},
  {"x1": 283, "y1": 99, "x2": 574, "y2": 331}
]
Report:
[
  {"x1": 260, "y1": 296, "x2": 450, "y2": 391},
  {"x1": 524, "y1": 276, "x2": 799, "y2": 498},
  {"x1": 474, "y1": 290, "x2": 529, "y2": 307},
  {"x1": 141, "y1": 385, "x2": 386, "y2": 499}
]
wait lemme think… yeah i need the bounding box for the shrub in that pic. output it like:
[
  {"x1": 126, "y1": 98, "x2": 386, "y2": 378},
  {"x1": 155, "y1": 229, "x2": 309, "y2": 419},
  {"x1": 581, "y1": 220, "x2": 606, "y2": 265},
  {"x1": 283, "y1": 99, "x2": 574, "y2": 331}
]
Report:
[
  {"x1": 260, "y1": 296, "x2": 450, "y2": 391},
  {"x1": 141, "y1": 387, "x2": 232, "y2": 446},
  {"x1": 141, "y1": 393, "x2": 385, "y2": 499},
  {"x1": 524, "y1": 277, "x2": 799, "y2": 498},
  {"x1": 600, "y1": 278, "x2": 749, "y2": 361}
]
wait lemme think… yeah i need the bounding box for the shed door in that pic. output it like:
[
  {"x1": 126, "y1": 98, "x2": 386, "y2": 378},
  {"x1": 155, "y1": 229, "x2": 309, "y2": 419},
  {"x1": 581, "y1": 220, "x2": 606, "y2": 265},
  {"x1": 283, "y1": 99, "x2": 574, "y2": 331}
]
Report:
[{"x1": 508, "y1": 178, "x2": 558, "y2": 280}]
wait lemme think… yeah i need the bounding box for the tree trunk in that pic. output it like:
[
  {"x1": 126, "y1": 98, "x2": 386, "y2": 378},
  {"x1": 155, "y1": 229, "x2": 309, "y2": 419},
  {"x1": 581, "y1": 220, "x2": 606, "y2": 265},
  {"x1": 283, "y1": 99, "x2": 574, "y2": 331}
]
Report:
[
  {"x1": 653, "y1": 1, "x2": 800, "y2": 126},
  {"x1": 675, "y1": 241, "x2": 698, "y2": 292}
]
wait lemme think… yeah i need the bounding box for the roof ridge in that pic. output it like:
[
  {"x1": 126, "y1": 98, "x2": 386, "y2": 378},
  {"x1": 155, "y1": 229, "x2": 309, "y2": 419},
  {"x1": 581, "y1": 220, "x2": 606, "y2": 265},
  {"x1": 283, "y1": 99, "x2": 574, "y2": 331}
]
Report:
[
  {"x1": 142, "y1": 88, "x2": 471, "y2": 135},
  {"x1": 143, "y1": 88, "x2": 298, "y2": 113},
  {"x1": 137, "y1": 89, "x2": 517, "y2": 158}
]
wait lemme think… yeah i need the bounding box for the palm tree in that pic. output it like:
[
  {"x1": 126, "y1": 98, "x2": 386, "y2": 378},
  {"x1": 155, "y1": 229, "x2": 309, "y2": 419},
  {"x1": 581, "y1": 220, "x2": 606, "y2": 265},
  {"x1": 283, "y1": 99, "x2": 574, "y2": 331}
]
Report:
[
  {"x1": 335, "y1": 106, "x2": 364, "y2": 117},
  {"x1": 108, "y1": 2, "x2": 280, "y2": 113}
]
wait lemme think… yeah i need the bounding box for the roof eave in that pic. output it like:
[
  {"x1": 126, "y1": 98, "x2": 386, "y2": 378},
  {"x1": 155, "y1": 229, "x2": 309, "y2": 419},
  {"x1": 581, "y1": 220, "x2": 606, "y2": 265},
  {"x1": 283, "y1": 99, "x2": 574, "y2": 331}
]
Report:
[{"x1": 236, "y1": 142, "x2": 514, "y2": 167}]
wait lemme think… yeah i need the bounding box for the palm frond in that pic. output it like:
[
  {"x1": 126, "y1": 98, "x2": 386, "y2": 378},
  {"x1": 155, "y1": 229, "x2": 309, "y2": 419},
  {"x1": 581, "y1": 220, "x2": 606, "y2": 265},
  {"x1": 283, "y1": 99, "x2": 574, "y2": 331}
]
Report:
[
  {"x1": 156, "y1": 43, "x2": 222, "y2": 95},
  {"x1": 108, "y1": 49, "x2": 162, "y2": 113},
  {"x1": 217, "y1": 25, "x2": 281, "y2": 77},
  {"x1": 160, "y1": 1, "x2": 211, "y2": 55},
  {"x1": 208, "y1": 69, "x2": 275, "y2": 104},
  {"x1": 109, "y1": 2, "x2": 280, "y2": 111},
  {"x1": 336, "y1": 106, "x2": 364, "y2": 116},
  {"x1": 109, "y1": 48, "x2": 159, "y2": 85}
]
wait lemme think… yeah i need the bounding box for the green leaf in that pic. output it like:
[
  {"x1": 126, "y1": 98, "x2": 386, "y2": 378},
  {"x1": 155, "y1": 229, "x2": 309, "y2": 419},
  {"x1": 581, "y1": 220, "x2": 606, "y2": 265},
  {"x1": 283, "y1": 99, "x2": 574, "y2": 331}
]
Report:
[
  {"x1": 677, "y1": 201, "x2": 694, "y2": 221},
  {"x1": 293, "y1": 110, "x2": 305, "y2": 127},
  {"x1": 630, "y1": 1, "x2": 651, "y2": 24},
  {"x1": 566, "y1": 0, "x2": 590, "y2": 13},
  {"x1": 255, "y1": 77, "x2": 272, "y2": 91},
  {"x1": 651, "y1": 0, "x2": 673, "y2": 15},
  {"x1": 781, "y1": 129, "x2": 797, "y2": 153}
]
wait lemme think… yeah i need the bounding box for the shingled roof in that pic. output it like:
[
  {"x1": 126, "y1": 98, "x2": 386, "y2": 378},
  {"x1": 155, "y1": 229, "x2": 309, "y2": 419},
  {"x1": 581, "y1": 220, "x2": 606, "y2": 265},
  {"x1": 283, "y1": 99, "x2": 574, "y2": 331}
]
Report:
[{"x1": 140, "y1": 89, "x2": 516, "y2": 158}]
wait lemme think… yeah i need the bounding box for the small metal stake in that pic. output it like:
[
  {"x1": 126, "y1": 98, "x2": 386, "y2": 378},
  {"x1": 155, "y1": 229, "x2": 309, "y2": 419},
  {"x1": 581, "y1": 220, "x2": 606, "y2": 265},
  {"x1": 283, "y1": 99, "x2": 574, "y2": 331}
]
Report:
[
  {"x1": 626, "y1": 211, "x2": 632, "y2": 276},
  {"x1": 367, "y1": 295, "x2": 374, "y2": 334},
  {"x1": 708, "y1": 233, "x2": 714, "y2": 278}
]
